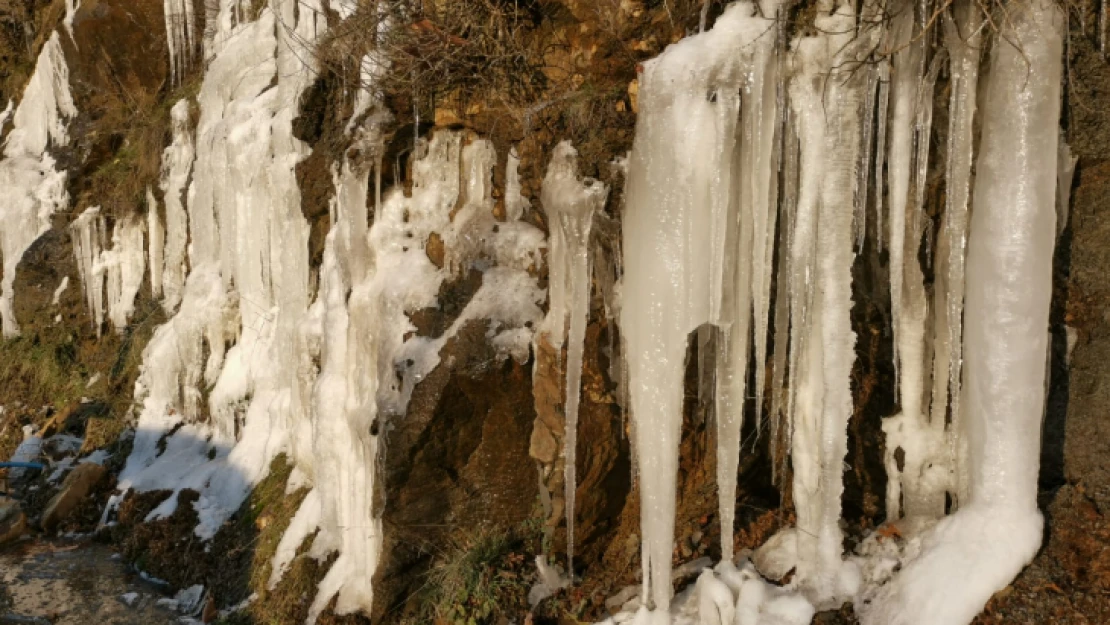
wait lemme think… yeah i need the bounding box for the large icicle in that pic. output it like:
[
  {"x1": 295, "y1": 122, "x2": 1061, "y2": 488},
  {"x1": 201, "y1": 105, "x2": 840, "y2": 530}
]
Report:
[
  {"x1": 621, "y1": 3, "x2": 776, "y2": 618},
  {"x1": 745, "y1": 11, "x2": 780, "y2": 443},
  {"x1": 159, "y1": 99, "x2": 194, "y2": 312},
  {"x1": 933, "y1": 2, "x2": 982, "y2": 506},
  {"x1": 717, "y1": 0, "x2": 781, "y2": 565},
  {"x1": 884, "y1": 0, "x2": 921, "y2": 393},
  {"x1": 148, "y1": 188, "x2": 165, "y2": 299},
  {"x1": 0, "y1": 33, "x2": 76, "y2": 337},
  {"x1": 785, "y1": 2, "x2": 866, "y2": 605},
  {"x1": 101, "y1": 213, "x2": 147, "y2": 331},
  {"x1": 540, "y1": 141, "x2": 609, "y2": 577},
  {"x1": 769, "y1": 112, "x2": 798, "y2": 484},
  {"x1": 860, "y1": 2, "x2": 1063, "y2": 623},
  {"x1": 883, "y1": 50, "x2": 946, "y2": 520}
]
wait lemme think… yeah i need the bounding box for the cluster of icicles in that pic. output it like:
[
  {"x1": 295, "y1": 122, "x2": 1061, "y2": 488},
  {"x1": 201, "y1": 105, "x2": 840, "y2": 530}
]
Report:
[
  {"x1": 0, "y1": 0, "x2": 1070, "y2": 622},
  {"x1": 558, "y1": 0, "x2": 1067, "y2": 624}
]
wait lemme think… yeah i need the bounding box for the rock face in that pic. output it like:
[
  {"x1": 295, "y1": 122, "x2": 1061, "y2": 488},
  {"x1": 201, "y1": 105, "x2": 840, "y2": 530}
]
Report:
[
  {"x1": 371, "y1": 321, "x2": 538, "y2": 621},
  {"x1": 41, "y1": 462, "x2": 107, "y2": 532}
]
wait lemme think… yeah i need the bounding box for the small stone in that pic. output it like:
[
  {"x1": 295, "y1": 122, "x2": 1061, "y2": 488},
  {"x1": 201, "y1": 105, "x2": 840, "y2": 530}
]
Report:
[
  {"x1": 425, "y1": 232, "x2": 445, "y2": 269},
  {"x1": 202, "y1": 594, "x2": 218, "y2": 623},
  {"x1": 628, "y1": 79, "x2": 640, "y2": 114},
  {"x1": 529, "y1": 420, "x2": 559, "y2": 464},
  {"x1": 41, "y1": 461, "x2": 107, "y2": 531},
  {"x1": 434, "y1": 107, "x2": 462, "y2": 127}
]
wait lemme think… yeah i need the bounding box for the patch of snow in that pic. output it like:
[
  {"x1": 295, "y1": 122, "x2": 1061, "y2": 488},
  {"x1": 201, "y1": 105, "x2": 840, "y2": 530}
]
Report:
[{"x1": 52, "y1": 275, "x2": 69, "y2": 305}]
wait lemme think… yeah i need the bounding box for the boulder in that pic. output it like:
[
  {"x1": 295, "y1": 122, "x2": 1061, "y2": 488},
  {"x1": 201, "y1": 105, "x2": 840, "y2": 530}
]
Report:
[{"x1": 41, "y1": 462, "x2": 107, "y2": 531}]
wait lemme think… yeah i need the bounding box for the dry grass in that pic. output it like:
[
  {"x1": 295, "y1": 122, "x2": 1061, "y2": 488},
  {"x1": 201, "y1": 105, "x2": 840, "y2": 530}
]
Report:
[
  {"x1": 0, "y1": 0, "x2": 66, "y2": 103},
  {"x1": 298, "y1": 0, "x2": 557, "y2": 127},
  {"x1": 76, "y1": 75, "x2": 201, "y2": 220},
  {"x1": 396, "y1": 523, "x2": 539, "y2": 625}
]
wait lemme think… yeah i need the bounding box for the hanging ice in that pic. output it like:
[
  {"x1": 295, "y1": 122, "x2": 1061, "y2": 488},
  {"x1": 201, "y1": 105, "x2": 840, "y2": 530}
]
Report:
[
  {"x1": 159, "y1": 99, "x2": 194, "y2": 312},
  {"x1": 70, "y1": 207, "x2": 146, "y2": 334},
  {"x1": 782, "y1": 2, "x2": 866, "y2": 605},
  {"x1": 165, "y1": 0, "x2": 197, "y2": 84},
  {"x1": 859, "y1": 2, "x2": 1063, "y2": 623},
  {"x1": 539, "y1": 141, "x2": 609, "y2": 576},
  {"x1": 881, "y1": 0, "x2": 949, "y2": 521},
  {"x1": 621, "y1": 2, "x2": 781, "y2": 618},
  {"x1": 0, "y1": 33, "x2": 76, "y2": 337},
  {"x1": 932, "y1": 3, "x2": 983, "y2": 507}
]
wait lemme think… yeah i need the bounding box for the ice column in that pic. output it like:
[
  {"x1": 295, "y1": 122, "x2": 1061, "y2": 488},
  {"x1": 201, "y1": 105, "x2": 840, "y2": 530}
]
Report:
[
  {"x1": 540, "y1": 141, "x2": 609, "y2": 576},
  {"x1": 71, "y1": 207, "x2": 108, "y2": 333},
  {"x1": 860, "y1": 3, "x2": 1063, "y2": 623},
  {"x1": 148, "y1": 188, "x2": 165, "y2": 298},
  {"x1": 880, "y1": 0, "x2": 950, "y2": 522},
  {"x1": 102, "y1": 214, "x2": 147, "y2": 331},
  {"x1": 786, "y1": 1, "x2": 865, "y2": 606}
]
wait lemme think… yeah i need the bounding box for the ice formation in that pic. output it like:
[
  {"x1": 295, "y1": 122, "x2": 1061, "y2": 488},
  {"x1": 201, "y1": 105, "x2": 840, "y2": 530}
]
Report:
[
  {"x1": 71, "y1": 207, "x2": 147, "y2": 334},
  {"x1": 0, "y1": 33, "x2": 76, "y2": 337},
  {"x1": 614, "y1": 0, "x2": 1067, "y2": 623},
  {"x1": 540, "y1": 141, "x2": 609, "y2": 575},
  {"x1": 860, "y1": 3, "x2": 1063, "y2": 622},
  {"x1": 621, "y1": 2, "x2": 785, "y2": 616},
  {"x1": 102, "y1": 2, "x2": 543, "y2": 622},
  {"x1": 881, "y1": 0, "x2": 948, "y2": 521},
  {"x1": 0, "y1": 0, "x2": 1055, "y2": 622},
  {"x1": 158, "y1": 98, "x2": 194, "y2": 312},
  {"x1": 164, "y1": 0, "x2": 197, "y2": 84}
]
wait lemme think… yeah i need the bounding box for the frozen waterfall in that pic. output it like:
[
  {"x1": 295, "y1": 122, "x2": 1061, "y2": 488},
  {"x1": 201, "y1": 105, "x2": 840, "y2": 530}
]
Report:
[{"x1": 614, "y1": 0, "x2": 1066, "y2": 623}]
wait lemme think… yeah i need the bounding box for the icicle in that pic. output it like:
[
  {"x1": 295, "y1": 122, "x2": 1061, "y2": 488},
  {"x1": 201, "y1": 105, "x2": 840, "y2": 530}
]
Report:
[
  {"x1": 747, "y1": 19, "x2": 780, "y2": 441},
  {"x1": 621, "y1": 3, "x2": 774, "y2": 616},
  {"x1": 540, "y1": 141, "x2": 609, "y2": 578},
  {"x1": 935, "y1": 3, "x2": 983, "y2": 507},
  {"x1": 856, "y1": 67, "x2": 878, "y2": 252},
  {"x1": 885, "y1": 2, "x2": 919, "y2": 393},
  {"x1": 165, "y1": 0, "x2": 197, "y2": 84},
  {"x1": 506, "y1": 146, "x2": 530, "y2": 221},
  {"x1": 1056, "y1": 134, "x2": 1077, "y2": 239},
  {"x1": 873, "y1": 61, "x2": 889, "y2": 252},
  {"x1": 71, "y1": 207, "x2": 107, "y2": 334},
  {"x1": 159, "y1": 99, "x2": 194, "y2": 312},
  {"x1": 886, "y1": 46, "x2": 946, "y2": 521},
  {"x1": 0, "y1": 33, "x2": 76, "y2": 337},
  {"x1": 1102, "y1": 0, "x2": 1107, "y2": 58},
  {"x1": 770, "y1": 113, "x2": 798, "y2": 485},
  {"x1": 102, "y1": 214, "x2": 147, "y2": 331},
  {"x1": 148, "y1": 188, "x2": 165, "y2": 299},
  {"x1": 786, "y1": 1, "x2": 865, "y2": 606}
]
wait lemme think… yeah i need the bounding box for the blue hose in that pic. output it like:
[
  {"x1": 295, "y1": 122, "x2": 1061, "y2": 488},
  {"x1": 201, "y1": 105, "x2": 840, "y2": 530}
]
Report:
[{"x1": 0, "y1": 462, "x2": 45, "y2": 470}]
